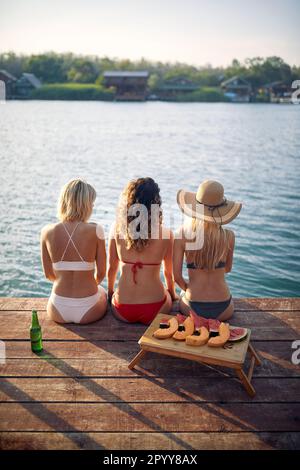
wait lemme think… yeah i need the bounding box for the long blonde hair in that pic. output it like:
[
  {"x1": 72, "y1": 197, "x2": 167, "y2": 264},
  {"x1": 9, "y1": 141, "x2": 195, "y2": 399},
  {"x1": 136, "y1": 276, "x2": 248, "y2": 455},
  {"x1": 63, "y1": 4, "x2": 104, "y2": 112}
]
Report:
[
  {"x1": 185, "y1": 218, "x2": 230, "y2": 270},
  {"x1": 57, "y1": 179, "x2": 96, "y2": 222}
]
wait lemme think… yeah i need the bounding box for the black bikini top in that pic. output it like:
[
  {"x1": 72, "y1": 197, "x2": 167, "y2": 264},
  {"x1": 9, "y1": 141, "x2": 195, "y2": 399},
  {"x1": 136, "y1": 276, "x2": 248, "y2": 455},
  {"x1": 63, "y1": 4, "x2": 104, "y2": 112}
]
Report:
[{"x1": 186, "y1": 260, "x2": 226, "y2": 270}]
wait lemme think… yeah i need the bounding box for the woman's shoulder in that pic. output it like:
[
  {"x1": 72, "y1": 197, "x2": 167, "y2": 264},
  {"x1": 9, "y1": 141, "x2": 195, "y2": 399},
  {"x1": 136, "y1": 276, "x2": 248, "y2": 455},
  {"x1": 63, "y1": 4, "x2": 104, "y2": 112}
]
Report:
[
  {"x1": 86, "y1": 221, "x2": 105, "y2": 240},
  {"x1": 40, "y1": 222, "x2": 58, "y2": 238},
  {"x1": 225, "y1": 227, "x2": 235, "y2": 238},
  {"x1": 160, "y1": 225, "x2": 173, "y2": 241},
  {"x1": 225, "y1": 228, "x2": 235, "y2": 247}
]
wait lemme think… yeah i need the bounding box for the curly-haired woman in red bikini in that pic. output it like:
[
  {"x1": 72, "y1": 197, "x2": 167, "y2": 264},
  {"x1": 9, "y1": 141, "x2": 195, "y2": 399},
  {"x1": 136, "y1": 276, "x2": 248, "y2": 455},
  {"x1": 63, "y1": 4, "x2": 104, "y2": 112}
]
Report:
[{"x1": 108, "y1": 177, "x2": 176, "y2": 325}]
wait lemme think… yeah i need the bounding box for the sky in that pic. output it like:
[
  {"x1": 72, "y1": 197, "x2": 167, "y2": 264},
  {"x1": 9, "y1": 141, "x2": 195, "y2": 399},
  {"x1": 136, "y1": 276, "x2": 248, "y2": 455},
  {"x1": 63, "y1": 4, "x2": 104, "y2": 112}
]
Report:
[{"x1": 0, "y1": 0, "x2": 299, "y2": 66}]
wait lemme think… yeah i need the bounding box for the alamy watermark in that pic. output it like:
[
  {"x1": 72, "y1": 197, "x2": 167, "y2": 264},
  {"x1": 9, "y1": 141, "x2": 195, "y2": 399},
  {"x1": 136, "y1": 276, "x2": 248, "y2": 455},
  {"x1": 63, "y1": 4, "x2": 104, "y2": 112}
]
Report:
[
  {"x1": 115, "y1": 201, "x2": 205, "y2": 250},
  {"x1": 0, "y1": 340, "x2": 6, "y2": 364},
  {"x1": 291, "y1": 340, "x2": 300, "y2": 365},
  {"x1": 0, "y1": 80, "x2": 6, "y2": 103},
  {"x1": 291, "y1": 80, "x2": 300, "y2": 104}
]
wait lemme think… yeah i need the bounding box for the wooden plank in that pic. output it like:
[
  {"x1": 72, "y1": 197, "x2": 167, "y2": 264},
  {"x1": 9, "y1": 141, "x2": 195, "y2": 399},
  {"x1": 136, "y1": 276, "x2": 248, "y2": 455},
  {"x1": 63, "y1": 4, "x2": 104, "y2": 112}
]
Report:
[
  {"x1": 0, "y1": 297, "x2": 299, "y2": 311},
  {"x1": 0, "y1": 342, "x2": 299, "y2": 377},
  {"x1": 1, "y1": 431, "x2": 299, "y2": 450},
  {"x1": 0, "y1": 298, "x2": 47, "y2": 310},
  {"x1": 0, "y1": 311, "x2": 299, "y2": 341},
  {"x1": 0, "y1": 377, "x2": 299, "y2": 403},
  {"x1": 233, "y1": 298, "x2": 300, "y2": 311},
  {"x1": 0, "y1": 402, "x2": 299, "y2": 432}
]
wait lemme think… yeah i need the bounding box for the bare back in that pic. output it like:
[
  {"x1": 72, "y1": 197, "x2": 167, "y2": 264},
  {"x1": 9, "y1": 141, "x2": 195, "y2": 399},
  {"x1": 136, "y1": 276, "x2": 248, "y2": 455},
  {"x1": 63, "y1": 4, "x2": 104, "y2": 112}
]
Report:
[
  {"x1": 114, "y1": 226, "x2": 172, "y2": 303},
  {"x1": 185, "y1": 228, "x2": 235, "y2": 301},
  {"x1": 42, "y1": 222, "x2": 104, "y2": 298}
]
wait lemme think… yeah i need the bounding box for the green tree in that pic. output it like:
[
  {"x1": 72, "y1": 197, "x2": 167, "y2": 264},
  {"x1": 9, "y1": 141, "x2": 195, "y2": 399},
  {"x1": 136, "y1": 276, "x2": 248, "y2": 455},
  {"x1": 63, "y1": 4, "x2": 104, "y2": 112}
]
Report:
[
  {"x1": 25, "y1": 53, "x2": 67, "y2": 83},
  {"x1": 67, "y1": 59, "x2": 99, "y2": 83}
]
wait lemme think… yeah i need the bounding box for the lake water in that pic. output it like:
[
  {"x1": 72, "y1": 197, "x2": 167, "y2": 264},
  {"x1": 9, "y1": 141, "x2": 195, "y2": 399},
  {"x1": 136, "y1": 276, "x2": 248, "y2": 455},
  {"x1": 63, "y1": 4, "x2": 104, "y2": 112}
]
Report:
[{"x1": 0, "y1": 101, "x2": 299, "y2": 298}]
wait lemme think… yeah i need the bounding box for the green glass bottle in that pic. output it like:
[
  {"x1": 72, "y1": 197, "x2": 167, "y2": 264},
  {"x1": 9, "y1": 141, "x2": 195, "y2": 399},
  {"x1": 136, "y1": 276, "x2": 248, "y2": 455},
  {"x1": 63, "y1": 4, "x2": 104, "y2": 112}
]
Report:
[{"x1": 30, "y1": 310, "x2": 43, "y2": 352}]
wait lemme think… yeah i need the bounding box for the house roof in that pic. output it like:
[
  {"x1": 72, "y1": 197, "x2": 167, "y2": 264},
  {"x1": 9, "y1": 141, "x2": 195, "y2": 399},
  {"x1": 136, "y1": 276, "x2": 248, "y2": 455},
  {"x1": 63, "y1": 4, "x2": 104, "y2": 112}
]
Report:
[
  {"x1": 0, "y1": 69, "x2": 17, "y2": 81},
  {"x1": 21, "y1": 73, "x2": 42, "y2": 88},
  {"x1": 103, "y1": 71, "x2": 149, "y2": 78},
  {"x1": 221, "y1": 76, "x2": 251, "y2": 88}
]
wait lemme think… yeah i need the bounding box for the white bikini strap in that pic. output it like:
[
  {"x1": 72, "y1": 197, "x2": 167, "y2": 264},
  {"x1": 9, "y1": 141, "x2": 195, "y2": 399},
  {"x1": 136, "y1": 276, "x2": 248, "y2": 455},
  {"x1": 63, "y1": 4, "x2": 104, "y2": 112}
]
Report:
[{"x1": 60, "y1": 222, "x2": 85, "y2": 262}]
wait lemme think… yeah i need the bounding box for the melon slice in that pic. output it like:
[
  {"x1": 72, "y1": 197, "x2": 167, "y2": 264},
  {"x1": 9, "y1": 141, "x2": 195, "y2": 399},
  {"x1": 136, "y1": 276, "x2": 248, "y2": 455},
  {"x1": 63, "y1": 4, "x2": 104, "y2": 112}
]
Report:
[
  {"x1": 186, "y1": 326, "x2": 209, "y2": 346},
  {"x1": 172, "y1": 314, "x2": 194, "y2": 341},
  {"x1": 153, "y1": 316, "x2": 178, "y2": 339},
  {"x1": 207, "y1": 322, "x2": 230, "y2": 348}
]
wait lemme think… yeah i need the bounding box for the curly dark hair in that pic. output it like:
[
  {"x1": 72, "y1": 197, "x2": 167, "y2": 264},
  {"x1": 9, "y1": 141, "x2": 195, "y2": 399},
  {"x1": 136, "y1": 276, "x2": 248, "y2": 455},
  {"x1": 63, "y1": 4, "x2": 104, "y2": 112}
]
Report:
[{"x1": 116, "y1": 177, "x2": 163, "y2": 251}]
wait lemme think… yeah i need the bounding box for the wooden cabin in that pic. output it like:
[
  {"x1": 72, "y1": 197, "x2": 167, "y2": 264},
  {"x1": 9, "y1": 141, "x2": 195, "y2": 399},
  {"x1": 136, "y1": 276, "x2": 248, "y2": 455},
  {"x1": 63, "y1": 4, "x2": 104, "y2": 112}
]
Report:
[
  {"x1": 16, "y1": 73, "x2": 42, "y2": 98},
  {"x1": 103, "y1": 71, "x2": 149, "y2": 101},
  {"x1": 0, "y1": 70, "x2": 17, "y2": 99},
  {"x1": 263, "y1": 81, "x2": 292, "y2": 104},
  {"x1": 221, "y1": 76, "x2": 252, "y2": 102}
]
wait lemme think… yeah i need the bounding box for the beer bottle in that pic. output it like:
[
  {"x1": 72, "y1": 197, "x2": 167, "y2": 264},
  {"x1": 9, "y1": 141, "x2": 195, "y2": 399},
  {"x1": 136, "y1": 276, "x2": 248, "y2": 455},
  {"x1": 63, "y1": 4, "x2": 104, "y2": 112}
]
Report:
[{"x1": 30, "y1": 310, "x2": 43, "y2": 352}]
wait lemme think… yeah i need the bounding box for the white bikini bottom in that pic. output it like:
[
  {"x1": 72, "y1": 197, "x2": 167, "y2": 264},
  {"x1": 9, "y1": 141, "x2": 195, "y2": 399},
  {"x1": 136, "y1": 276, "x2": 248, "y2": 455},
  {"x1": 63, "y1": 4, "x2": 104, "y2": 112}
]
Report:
[{"x1": 48, "y1": 286, "x2": 105, "y2": 323}]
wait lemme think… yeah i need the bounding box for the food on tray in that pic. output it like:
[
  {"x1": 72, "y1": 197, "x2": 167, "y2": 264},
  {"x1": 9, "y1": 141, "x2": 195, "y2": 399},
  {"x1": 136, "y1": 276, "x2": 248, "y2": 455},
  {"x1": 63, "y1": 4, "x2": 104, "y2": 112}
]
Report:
[
  {"x1": 186, "y1": 311, "x2": 209, "y2": 346},
  {"x1": 172, "y1": 314, "x2": 194, "y2": 341},
  {"x1": 208, "y1": 319, "x2": 221, "y2": 333},
  {"x1": 186, "y1": 326, "x2": 209, "y2": 346},
  {"x1": 208, "y1": 322, "x2": 230, "y2": 348},
  {"x1": 153, "y1": 316, "x2": 178, "y2": 339},
  {"x1": 229, "y1": 327, "x2": 248, "y2": 342}
]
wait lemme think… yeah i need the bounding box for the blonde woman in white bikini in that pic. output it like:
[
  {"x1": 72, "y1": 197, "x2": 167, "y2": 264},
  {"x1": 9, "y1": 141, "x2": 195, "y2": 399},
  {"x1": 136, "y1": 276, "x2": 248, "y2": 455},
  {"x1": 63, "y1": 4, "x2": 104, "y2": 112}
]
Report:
[
  {"x1": 41, "y1": 179, "x2": 107, "y2": 324},
  {"x1": 173, "y1": 180, "x2": 242, "y2": 321}
]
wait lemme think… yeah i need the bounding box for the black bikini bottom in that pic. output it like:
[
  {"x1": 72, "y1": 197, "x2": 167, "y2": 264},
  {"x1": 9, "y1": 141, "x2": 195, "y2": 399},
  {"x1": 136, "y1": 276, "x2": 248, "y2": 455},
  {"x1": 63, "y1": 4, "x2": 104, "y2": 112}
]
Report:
[{"x1": 184, "y1": 295, "x2": 232, "y2": 319}]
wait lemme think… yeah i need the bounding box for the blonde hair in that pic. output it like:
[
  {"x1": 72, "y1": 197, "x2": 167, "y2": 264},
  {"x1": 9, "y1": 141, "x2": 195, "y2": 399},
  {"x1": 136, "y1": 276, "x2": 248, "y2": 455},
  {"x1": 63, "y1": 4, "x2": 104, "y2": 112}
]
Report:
[
  {"x1": 57, "y1": 179, "x2": 96, "y2": 222},
  {"x1": 185, "y1": 219, "x2": 230, "y2": 270}
]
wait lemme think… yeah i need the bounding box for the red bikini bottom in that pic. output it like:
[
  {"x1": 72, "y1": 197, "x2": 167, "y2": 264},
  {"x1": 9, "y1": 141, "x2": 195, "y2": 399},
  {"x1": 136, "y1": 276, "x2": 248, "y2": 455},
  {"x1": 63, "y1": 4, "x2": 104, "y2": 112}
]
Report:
[{"x1": 112, "y1": 296, "x2": 167, "y2": 325}]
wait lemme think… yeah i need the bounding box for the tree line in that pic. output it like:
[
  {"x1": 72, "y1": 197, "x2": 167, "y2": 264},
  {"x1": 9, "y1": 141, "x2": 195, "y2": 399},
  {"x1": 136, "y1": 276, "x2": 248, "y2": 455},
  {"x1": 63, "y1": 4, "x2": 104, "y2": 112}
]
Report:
[{"x1": 1, "y1": 52, "x2": 299, "y2": 89}]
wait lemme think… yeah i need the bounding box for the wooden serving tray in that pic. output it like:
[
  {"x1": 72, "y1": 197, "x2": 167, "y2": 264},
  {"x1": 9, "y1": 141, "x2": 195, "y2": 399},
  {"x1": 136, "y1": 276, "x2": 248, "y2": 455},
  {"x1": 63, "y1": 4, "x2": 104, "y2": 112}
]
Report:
[{"x1": 129, "y1": 313, "x2": 261, "y2": 397}]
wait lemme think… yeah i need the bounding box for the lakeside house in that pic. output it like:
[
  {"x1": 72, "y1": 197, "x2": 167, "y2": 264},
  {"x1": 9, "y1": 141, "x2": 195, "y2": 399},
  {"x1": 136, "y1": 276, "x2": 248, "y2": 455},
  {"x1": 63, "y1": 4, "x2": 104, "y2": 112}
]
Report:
[
  {"x1": 263, "y1": 81, "x2": 292, "y2": 104},
  {"x1": 221, "y1": 76, "x2": 252, "y2": 102},
  {"x1": 16, "y1": 72, "x2": 42, "y2": 98},
  {"x1": 103, "y1": 70, "x2": 149, "y2": 101},
  {"x1": 0, "y1": 70, "x2": 42, "y2": 99},
  {"x1": 0, "y1": 69, "x2": 17, "y2": 99}
]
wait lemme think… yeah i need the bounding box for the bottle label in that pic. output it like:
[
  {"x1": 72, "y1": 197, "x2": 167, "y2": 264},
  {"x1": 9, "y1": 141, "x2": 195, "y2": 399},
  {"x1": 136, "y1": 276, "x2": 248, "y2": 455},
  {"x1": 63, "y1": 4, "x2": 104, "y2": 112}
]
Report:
[{"x1": 30, "y1": 331, "x2": 41, "y2": 341}]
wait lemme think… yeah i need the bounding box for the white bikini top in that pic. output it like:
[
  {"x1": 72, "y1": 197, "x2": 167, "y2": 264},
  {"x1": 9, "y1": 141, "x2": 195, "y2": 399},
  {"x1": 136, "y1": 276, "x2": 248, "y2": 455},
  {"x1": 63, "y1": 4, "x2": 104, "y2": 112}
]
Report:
[{"x1": 52, "y1": 222, "x2": 100, "y2": 271}]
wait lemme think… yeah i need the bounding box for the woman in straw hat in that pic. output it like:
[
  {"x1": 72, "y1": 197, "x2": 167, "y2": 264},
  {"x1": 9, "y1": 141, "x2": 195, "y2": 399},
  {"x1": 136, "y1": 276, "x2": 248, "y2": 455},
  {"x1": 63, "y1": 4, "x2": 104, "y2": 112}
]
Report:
[{"x1": 173, "y1": 180, "x2": 242, "y2": 320}]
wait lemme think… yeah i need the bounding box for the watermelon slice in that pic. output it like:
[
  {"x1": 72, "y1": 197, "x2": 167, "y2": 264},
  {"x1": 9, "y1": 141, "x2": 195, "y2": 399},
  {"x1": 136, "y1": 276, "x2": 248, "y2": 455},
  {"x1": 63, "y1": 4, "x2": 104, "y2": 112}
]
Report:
[
  {"x1": 176, "y1": 314, "x2": 186, "y2": 325},
  {"x1": 189, "y1": 311, "x2": 200, "y2": 328},
  {"x1": 198, "y1": 316, "x2": 209, "y2": 329},
  {"x1": 208, "y1": 319, "x2": 221, "y2": 332},
  {"x1": 190, "y1": 311, "x2": 209, "y2": 329},
  {"x1": 229, "y1": 327, "x2": 248, "y2": 342}
]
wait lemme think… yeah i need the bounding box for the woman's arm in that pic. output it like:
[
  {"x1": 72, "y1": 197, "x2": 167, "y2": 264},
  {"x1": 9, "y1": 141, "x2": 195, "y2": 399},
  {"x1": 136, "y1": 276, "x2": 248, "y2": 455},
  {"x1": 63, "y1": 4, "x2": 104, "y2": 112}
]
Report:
[
  {"x1": 107, "y1": 235, "x2": 119, "y2": 300},
  {"x1": 162, "y1": 230, "x2": 177, "y2": 300},
  {"x1": 225, "y1": 230, "x2": 235, "y2": 273},
  {"x1": 40, "y1": 226, "x2": 56, "y2": 282},
  {"x1": 95, "y1": 225, "x2": 106, "y2": 284},
  {"x1": 173, "y1": 230, "x2": 188, "y2": 291}
]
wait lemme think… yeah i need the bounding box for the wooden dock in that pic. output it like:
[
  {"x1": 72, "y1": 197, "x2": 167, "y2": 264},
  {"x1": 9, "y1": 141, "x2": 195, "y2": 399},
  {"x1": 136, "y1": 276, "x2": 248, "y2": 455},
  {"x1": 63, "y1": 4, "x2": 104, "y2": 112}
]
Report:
[{"x1": 0, "y1": 297, "x2": 299, "y2": 450}]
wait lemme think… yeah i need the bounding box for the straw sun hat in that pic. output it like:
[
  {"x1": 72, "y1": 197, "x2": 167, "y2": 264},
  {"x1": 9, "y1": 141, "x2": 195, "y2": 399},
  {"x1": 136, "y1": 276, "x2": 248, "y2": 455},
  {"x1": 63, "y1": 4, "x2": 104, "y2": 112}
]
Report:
[{"x1": 177, "y1": 180, "x2": 242, "y2": 225}]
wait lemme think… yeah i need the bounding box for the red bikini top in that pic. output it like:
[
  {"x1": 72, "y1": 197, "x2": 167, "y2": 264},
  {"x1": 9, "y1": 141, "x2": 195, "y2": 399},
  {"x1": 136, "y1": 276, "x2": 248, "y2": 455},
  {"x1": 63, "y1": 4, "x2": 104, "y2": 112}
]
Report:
[{"x1": 120, "y1": 259, "x2": 161, "y2": 284}]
